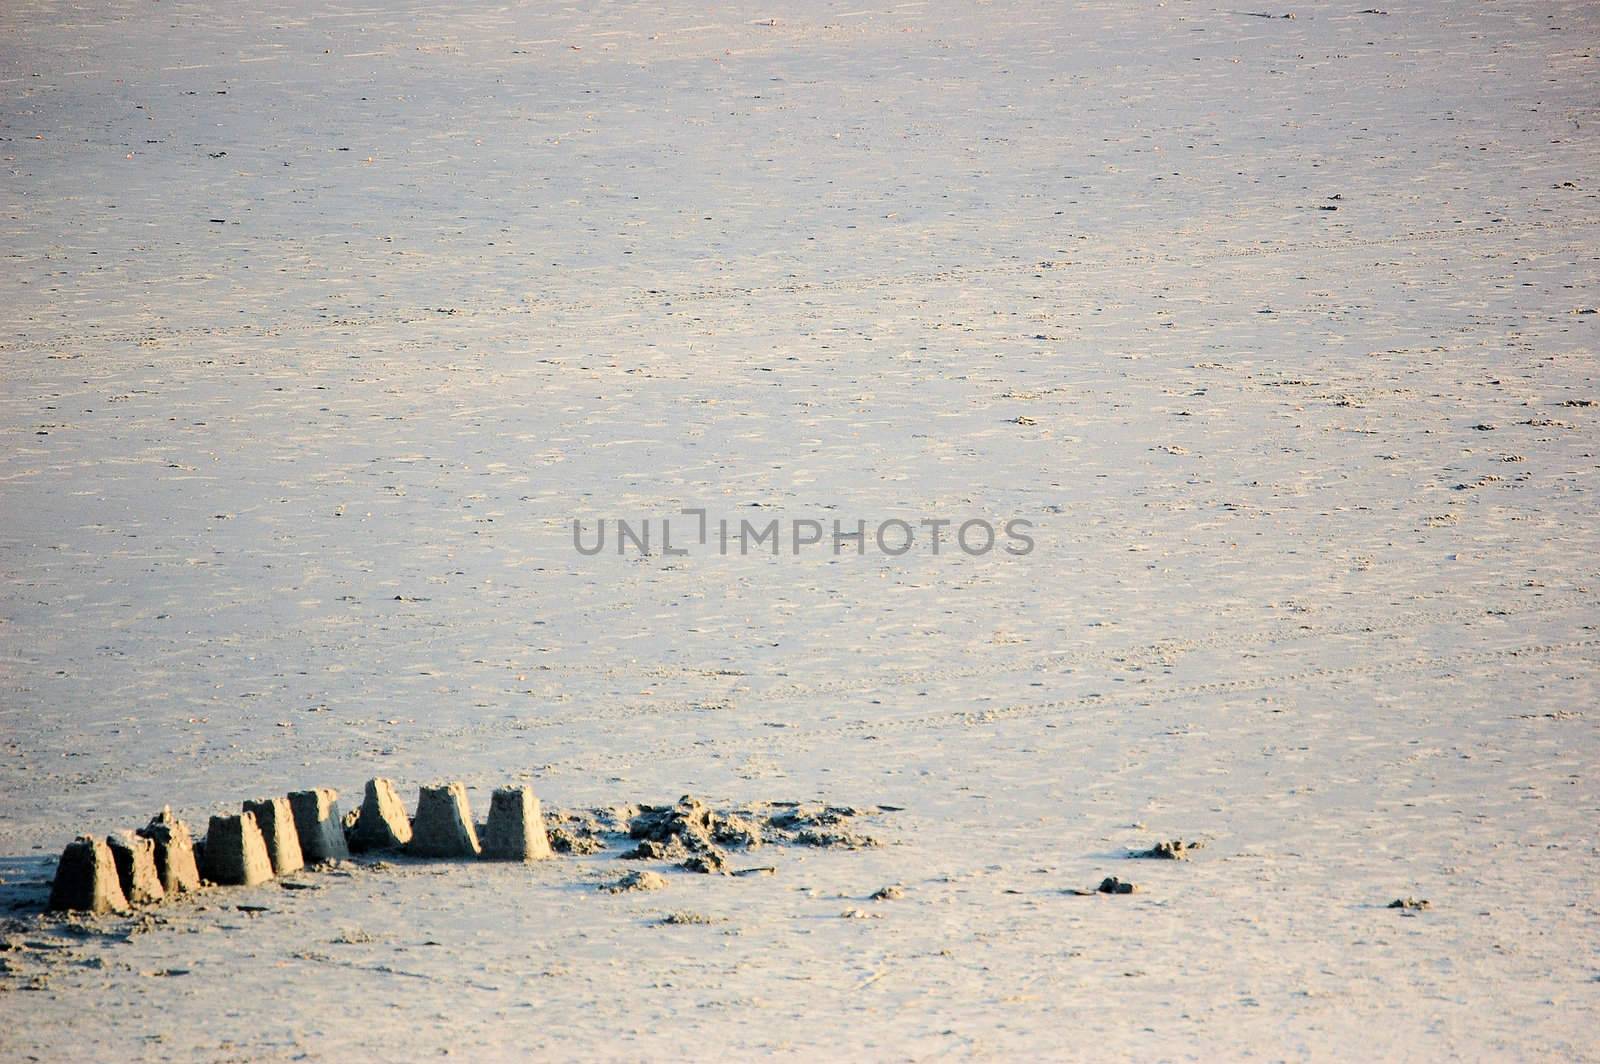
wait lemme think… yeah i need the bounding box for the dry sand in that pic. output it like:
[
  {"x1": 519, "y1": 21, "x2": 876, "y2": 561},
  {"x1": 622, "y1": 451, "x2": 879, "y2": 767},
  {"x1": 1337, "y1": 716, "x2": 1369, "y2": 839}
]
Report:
[{"x1": 1, "y1": 0, "x2": 1597, "y2": 1059}]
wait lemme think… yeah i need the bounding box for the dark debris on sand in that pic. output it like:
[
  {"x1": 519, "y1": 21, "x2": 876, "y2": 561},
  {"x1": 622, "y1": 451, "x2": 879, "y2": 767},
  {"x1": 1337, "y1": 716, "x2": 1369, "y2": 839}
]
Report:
[
  {"x1": 550, "y1": 795, "x2": 885, "y2": 875},
  {"x1": 1389, "y1": 896, "x2": 1431, "y2": 911},
  {"x1": 1067, "y1": 876, "x2": 1140, "y2": 896},
  {"x1": 1130, "y1": 839, "x2": 1204, "y2": 860}
]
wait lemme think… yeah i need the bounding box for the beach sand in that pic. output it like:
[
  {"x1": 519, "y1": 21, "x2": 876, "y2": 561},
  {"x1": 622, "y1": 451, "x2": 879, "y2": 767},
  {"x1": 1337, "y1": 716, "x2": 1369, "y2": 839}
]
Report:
[{"x1": 1, "y1": 1, "x2": 1597, "y2": 1058}]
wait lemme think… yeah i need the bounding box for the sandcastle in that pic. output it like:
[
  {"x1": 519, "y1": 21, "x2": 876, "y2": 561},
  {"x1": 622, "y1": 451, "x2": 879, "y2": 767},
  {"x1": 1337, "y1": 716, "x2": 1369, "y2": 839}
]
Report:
[
  {"x1": 138, "y1": 806, "x2": 201, "y2": 895},
  {"x1": 201, "y1": 812, "x2": 273, "y2": 886},
  {"x1": 409, "y1": 782, "x2": 481, "y2": 858},
  {"x1": 288, "y1": 788, "x2": 350, "y2": 863},
  {"x1": 45, "y1": 779, "x2": 552, "y2": 912},
  {"x1": 106, "y1": 830, "x2": 165, "y2": 905},
  {"x1": 243, "y1": 796, "x2": 305, "y2": 875},
  {"x1": 48, "y1": 836, "x2": 128, "y2": 914},
  {"x1": 482, "y1": 785, "x2": 553, "y2": 862},
  {"x1": 43, "y1": 783, "x2": 871, "y2": 916},
  {"x1": 351, "y1": 777, "x2": 413, "y2": 851}
]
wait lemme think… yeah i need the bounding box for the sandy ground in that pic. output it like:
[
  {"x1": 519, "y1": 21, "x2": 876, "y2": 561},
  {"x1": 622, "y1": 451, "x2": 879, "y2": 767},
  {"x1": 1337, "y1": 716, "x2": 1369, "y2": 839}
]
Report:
[{"x1": 2, "y1": 0, "x2": 1598, "y2": 1059}]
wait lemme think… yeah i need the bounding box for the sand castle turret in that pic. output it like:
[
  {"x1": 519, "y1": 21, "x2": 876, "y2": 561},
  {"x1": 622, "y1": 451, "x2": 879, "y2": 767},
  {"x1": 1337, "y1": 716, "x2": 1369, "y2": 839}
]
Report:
[
  {"x1": 353, "y1": 777, "x2": 413, "y2": 851},
  {"x1": 138, "y1": 806, "x2": 202, "y2": 895},
  {"x1": 482, "y1": 785, "x2": 554, "y2": 861},
  {"x1": 202, "y1": 812, "x2": 274, "y2": 886},
  {"x1": 106, "y1": 830, "x2": 166, "y2": 905},
  {"x1": 243, "y1": 796, "x2": 305, "y2": 875},
  {"x1": 288, "y1": 788, "x2": 350, "y2": 862},
  {"x1": 49, "y1": 835, "x2": 130, "y2": 913},
  {"x1": 409, "y1": 782, "x2": 481, "y2": 858}
]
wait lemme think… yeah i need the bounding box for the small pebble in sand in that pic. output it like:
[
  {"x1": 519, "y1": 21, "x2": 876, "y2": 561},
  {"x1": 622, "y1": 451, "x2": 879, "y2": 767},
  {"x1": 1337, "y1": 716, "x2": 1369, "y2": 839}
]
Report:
[
  {"x1": 871, "y1": 885, "x2": 905, "y2": 901},
  {"x1": 603, "y1": 870, "x2": 668, "y2": 894},
  {"x1": 1389, "y1": 897, "x2": 1431, "y2": 911},
  {"x1": 659, "y1": 910, "x2": 720, "y2": 926}
]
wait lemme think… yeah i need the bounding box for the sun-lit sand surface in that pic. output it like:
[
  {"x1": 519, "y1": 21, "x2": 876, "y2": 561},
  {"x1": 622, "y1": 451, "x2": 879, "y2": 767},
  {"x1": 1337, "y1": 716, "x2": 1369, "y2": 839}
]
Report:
[{"x1": 2, "y1": 1, "x2": 1597, "y2": 1059}]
